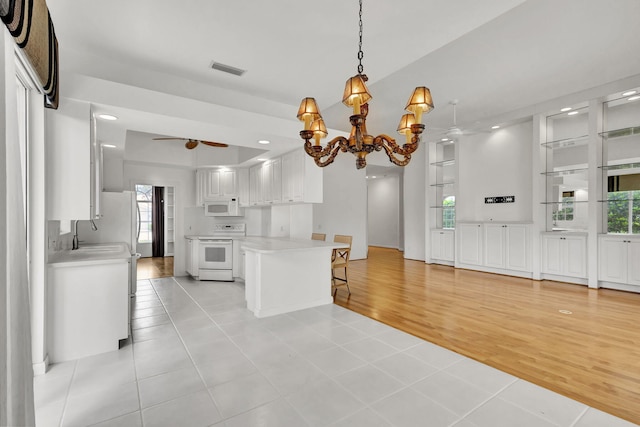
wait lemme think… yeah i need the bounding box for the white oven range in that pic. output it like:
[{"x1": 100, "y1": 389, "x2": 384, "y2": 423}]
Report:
[{"x1": 195, "y1": 223, "x2": 245, "y2": 281}]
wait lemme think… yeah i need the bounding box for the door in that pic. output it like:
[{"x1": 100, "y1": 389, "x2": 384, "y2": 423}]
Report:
[
  {"x1": 198, "y1": 240, "x2": 233, "y2": 270},
  {"x1": 458, "y1": 223, "x2": 483, "y2": 266},
  {"x1": 627, "y1": 240, "x2": 640, "y2": 285},
  {"x1": 505, "y1": 224, "x2": 529, "y2": 271},
  {"x1": 541, "y1": 235, "x2": 562, "y2": 275},
  {"x1": 564, "y1": 235, "x2": 587, "y2": 278},
  {"x1": 484, "y1": 224, "x2": 505, "y2": 269},
  {"x1": 599, "y1": 237, "x2": 627, "y2": 283}
]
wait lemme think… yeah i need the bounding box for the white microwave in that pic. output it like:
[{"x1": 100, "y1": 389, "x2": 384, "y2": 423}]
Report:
[{"x1": 204, "y1": 198, "x2": 242, "y2": 216}]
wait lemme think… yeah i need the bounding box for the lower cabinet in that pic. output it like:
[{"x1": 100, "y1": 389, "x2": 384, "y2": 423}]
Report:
[
  {"x1": 457, "y1": 223, "x2": 483, "y2": 266},
  {"x1": 483, "y1": 223, "x2": 531, "y2": 272},
  {"x1": 185, "y1": 238, "x2": 199, "y2": 276},
  {"x1": 48, "y1": 261, "x2": 129, "y2": 362},
  {"x1": 457, "y1": 222, "x2": 532, "y2": 276},
  {"x1": 430, "y1": 229, "x2": 455, "y2": 262},
  {"x1": 541, "y1": 233, "x2": 587, "y2": 278},
  {"x1": 599, "y1": 235, "x2": 640, "y2": 286}
]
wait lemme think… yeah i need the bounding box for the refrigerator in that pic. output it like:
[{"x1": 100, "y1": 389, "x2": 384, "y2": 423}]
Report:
[{"x1": 77, "y1": 190, "x2": 140, "y2": 293}]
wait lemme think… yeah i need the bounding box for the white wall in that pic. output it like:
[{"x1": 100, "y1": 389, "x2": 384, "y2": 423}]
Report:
[
  {"x1": 457, "y1": 121, "x2": 534, "y2": 222},
  {"x1": 403, "y1": 148, "x2": 426, "y2": 260},
  {"x1": 367, "y1": 175, "x2": 400, "y2": 249},
  {"x1": 313, "y1": 155, "x2": 368, "y2": 260}
]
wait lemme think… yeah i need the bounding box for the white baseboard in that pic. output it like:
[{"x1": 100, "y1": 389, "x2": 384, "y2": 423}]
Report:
[{"x1": 33, "y1": 355, "x2": 49, "y2": 376}]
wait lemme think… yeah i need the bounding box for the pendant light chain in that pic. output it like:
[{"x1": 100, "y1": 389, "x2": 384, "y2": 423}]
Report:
[{"x1": 357, "y1": 0, "x2": 364, "y2": 75}]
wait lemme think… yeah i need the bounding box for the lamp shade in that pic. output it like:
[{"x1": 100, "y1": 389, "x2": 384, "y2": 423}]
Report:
[
  {"x1": 297, "y1": 97, "x2": 322, "y2": 121},
  {"x1": 310, "y1": 119, "x2": 328, "y2": 138},
  {"x1": 396, "y1": 113, "x2": 416, "y2": 134},
  {"x1": 405, "y1": 87, "x2": 434, "y2": 115},
  {"x1": 342, "y1": 75, "x2": 372, "y2": 107}
]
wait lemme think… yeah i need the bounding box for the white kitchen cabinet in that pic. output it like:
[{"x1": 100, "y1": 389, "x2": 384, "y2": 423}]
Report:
[
  {"x1": 483, "y1": 223, "x2": 531, "y2": 272},
  {"x1": 47, "y1": 260, "x2": 128, "y2": 362},
  {"x1": 196, "y1": 168, "x2": 238, "y2": 205},
  {"x1": 262, "y1": 158, "x2": 282, "y2": 204},
  {"x1": 185, "y1": 237, "x2": 199, "y2": 276},
  {"x1": 281, "y1": 149, "x2": 323, "y2": 204},
  {"x1": 47, "y1": 98, "x2": 101, "y2": 220},
  {"x1": 599, "y1": 235, "x2": 640, "y2": 286},
  {"x1": 541, "y1": 233, "x2": 587, "y2": 278},
  {"x1": 430, "y1": 229, "x2": 455, "y2": 262},
  {"x1": 249, "y1": 164, "x2": 263, "y2": 206},
  {"x1": 238, "y1": 168, "x2": 250, "y2": 207},
  {"x1": 232, "y1": 239, "x2": 245, "y2": 279},
  {"x1": 457, "y1": 223, "x2": 483, "y2": 266}
]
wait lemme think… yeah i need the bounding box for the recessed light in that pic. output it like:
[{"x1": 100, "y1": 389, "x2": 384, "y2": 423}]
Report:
[
  {"x1": 372, "y1": 176, "x2": 377, "y2": 179},
  {"x1": 560, "y1": 107, "x2": 572, "y2": 112},
  {"x1": 257, "y1": 158, "x2": 268, "y2": 161},
  {"x1": 567, "y1": 111, "x2": 579, "y2": 116},
  {"x1": 102, "y1": 144, "x2": 116, "y2": 148},
  {"x1": 440, "y1": 138, "x2": 449, "y2": 142},
  {"x1": 97, "y1": 114, "x2": 118, "y2": 121},
  {"x1": 622, "y1": 90, "x2": 637, "y2": 97},
  {"x1": 491, "y1": 125, "x2": 500, "y2": 130},
  {"x1": 257, "y1": 140, "x2": 270, "y2": 145},
  {"x1": 628, "y1": 95, "x2": 640, "y2": 101}
]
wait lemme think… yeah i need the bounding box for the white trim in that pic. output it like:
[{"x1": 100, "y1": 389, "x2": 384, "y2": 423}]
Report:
[{"x1": 14, "y1": 48, "x2": 42, "y2": 92}]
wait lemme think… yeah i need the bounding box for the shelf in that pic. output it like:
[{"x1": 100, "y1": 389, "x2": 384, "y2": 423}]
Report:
[
  {"x1": 597, "y1": 199, "x2": 640, "y2": 203},
  {"x1": 541, "y1": 135, "x2": 589, "y2": 149},
  {"x1": 541, "y1": 167, "x2": 589, "y2": 176},
  {"x1": 430, "y1": 159, "x2": 455, "y2": 167},
  {"x1": 599, "y1": 126, "x2": 640, "y2": 140},
  {"x1": 599, "y1": 162, "x2": 640, "y2": 171},
  {"x1": 430, "y1": 181, "x2": 455, "y2": 187},
  {"x1": 430, "y1": 205, "x2": 456, "y2": 209}
]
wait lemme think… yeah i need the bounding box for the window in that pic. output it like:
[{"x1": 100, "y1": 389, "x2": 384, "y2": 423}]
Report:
[
  {"x1": 136, "y1": 184, "x2": 153, "y2": 243},
  {"x1": 442, "y1": 196, "x2": 455, "y2": 229},
  {"x1": 607, "y1": 174, "x2": 640, "y2": 234},
  {"x1": 553, "y1": 191, "x2": 574, "y2": 222}
]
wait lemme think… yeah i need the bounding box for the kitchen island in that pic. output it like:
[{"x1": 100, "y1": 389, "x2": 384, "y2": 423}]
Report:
[{"x1": 241, "y1": 237, "x2": 346, "y2": 318}]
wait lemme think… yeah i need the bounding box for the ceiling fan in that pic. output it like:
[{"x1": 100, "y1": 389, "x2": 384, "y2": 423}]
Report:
[
  {"x1": 152, "y1": 137, "x2": 229, "y2": 150},
  {"x1": 433, "y1": 99, "x2": 479, "y2": 142}
]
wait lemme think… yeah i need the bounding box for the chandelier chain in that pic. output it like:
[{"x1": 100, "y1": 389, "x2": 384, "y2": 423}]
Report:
[{"x1": 357, "y1": 0, "x2": 364, "y2": 74}]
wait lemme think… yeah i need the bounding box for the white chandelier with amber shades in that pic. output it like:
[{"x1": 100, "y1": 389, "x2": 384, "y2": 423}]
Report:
[{"x1": 297, "y1": 0, "x2": 434, "y2": 169}]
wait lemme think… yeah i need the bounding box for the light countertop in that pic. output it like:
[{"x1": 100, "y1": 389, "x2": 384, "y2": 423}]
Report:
[
  {"x1": 48, "y1": 242, "x2": 131, "y2": 267},
  {"x1": 240, "y1": 237, "x2": 346, "y2": 254}
]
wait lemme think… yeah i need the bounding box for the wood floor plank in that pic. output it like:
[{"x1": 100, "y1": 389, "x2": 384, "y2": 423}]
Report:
[
  {"x1": 333, "y1": 246, "x2": 640, "y2": 425},
  {"x1": 137, "y1": 256, "x2": 174, "y2": 280}
]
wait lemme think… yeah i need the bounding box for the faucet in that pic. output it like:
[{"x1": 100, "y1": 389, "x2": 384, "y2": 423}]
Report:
[{"x1": 72, "y1": 219, "x2": 98, "y2": 250}]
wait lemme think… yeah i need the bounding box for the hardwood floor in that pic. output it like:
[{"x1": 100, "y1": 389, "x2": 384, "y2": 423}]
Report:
[
  {"x1": 137, "y1": 256, "x2": 174, "y2": 280},
  {"x1": 333, "y1": 246, "x2": 640, "y2": 425}
]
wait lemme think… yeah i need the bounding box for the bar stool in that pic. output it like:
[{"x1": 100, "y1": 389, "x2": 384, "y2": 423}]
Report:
[
  {"x1": 331, "y1": 235, "x2": 352, "y2": 295},
  {"x1": 311, "y1": 233, "x2": 326, "y2": 241}
]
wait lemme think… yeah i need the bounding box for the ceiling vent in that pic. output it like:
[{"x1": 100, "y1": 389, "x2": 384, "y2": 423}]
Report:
[{"x1": 210, "y1": 61, "x2": 246, "y2": 77}]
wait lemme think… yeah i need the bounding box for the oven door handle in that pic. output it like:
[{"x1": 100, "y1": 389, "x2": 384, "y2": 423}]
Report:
[{"x1": 200, "y1": 239, "x2": 232, "y2": 244}]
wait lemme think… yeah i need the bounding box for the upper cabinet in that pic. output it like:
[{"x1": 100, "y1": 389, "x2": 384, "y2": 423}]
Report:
[
  {"x1": 46, "y1": 99, "x2": 101, "y2": 220},
  {"x1": 195, "y1": 168, "x2": 238, "y2": 206},
  {"x1": 196, "y1": 148, "x2": 322, "y2": 208},
  {"x1": 280, "y1": 149, "x2": 323, "y2": 204}
]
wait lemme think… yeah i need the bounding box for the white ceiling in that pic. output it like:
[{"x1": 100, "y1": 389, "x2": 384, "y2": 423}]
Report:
[{"x1": 46, "y1": 0, "x2": 640, "y2": 168}]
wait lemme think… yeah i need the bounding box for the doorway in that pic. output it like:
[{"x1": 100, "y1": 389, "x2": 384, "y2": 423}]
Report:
[{"x1": 135, "y1": 183, "x2": 175, "y2": 279}]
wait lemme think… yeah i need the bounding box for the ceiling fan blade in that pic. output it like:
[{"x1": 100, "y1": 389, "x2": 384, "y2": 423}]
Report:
[
  {"x1": 152, "y1": 137, "x2": 187, "y2": 141},
  {"x1": 185, "y1": 140, "x2": 199, "y2": 149},
  {"x1": 199, "y1": 140, "x2": 229, "y2": 148}
]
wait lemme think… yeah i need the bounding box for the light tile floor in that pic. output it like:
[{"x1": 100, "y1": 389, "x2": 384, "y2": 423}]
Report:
[{"x1": 34, "y1": 277, "x2": 639, "y2": 427}]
